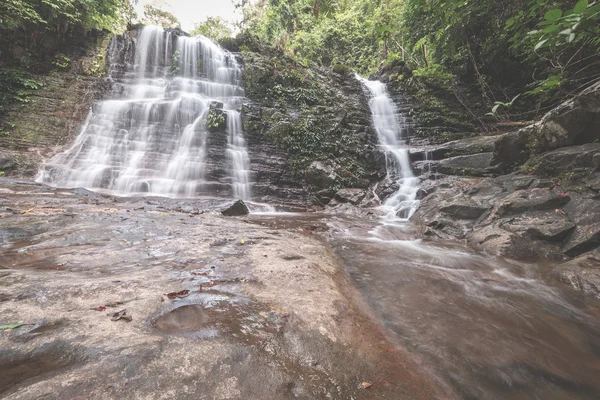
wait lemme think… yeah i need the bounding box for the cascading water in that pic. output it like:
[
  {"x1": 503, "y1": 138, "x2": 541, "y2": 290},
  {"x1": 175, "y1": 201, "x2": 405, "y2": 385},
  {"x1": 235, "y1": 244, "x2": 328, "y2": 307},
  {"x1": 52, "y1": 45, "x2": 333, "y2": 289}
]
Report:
[
  {"x1": 37, "y1": 26, "x2": 252, "y2": 200},
  {"x1": 356, "y1": 76, "x2": 420, "y2": 221}
]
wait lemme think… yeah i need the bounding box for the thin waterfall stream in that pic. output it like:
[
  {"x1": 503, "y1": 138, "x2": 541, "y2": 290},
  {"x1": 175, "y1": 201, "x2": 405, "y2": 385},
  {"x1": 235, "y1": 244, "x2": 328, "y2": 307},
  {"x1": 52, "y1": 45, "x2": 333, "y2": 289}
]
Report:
[{"x1": 37, "y1": 26, "x2": 252, "y2": 200}]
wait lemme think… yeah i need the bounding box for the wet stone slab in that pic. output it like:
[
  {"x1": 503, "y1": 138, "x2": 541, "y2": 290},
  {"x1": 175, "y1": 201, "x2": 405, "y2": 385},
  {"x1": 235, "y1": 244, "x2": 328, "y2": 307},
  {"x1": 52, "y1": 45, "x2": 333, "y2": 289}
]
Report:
[{"x1": 0, "y1": 178, "x2": 441, "y2": 399}]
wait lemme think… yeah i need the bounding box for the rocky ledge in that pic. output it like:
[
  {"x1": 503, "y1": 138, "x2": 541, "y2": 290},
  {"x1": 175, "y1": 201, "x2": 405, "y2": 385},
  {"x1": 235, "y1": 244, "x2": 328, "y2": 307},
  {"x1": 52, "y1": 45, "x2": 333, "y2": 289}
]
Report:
[{"x1": 411, "y1": 81, "x2": 600, "y2": 298}]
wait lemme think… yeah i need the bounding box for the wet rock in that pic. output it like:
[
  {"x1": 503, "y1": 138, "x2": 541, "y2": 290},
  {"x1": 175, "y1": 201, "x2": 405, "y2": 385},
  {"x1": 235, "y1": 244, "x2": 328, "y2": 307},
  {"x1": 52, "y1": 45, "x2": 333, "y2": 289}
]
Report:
[
  {"x1": 413, "y1": 177, "x2": 576, "y2": 260},
  {"x1": 439, "y1": 201, "x2": 489, "y2": 220},
  {"x1": 0, "y1": 151, "x2": 17, "y2": 171},
  {"x1": 498, "y1": 210, "x2": 575, "y2": 242},
  {"x1": 551, "y1": 249, "x2": 600, "y2": 299},
  {"x1": 334, "y1": 189, "x2": 366, "y2": 205},
  {"x1": 305, "y1": 161, "x2": 339, "y2": 189},
  {"x1": 374, "y1": 179, "x2": 399, "y2": 202},
  {"x1": 221, "y1": 200, "x2": 249, "y2": 216},
  {"x1": 314, "y1": 189, "x2": 336, "y2": 205},
  {"x1": 467, "y1": 225, "x2": 563, "y2": 260},
  {"x1": 562, "y1": 198, "x2": 600, "y2": 257},
  {"x1": 424, "y1": 216, "x2": 471, "y2": 240},
  {"x1": 492, "y1": 81, "x2": 600, "y2": 171},
  {"x1": 410, "y1": 135, "x2": 501, "y2": 162},
  {"x1": 496, "y1": 188, "x2": 571, "y2": 216},
  {"x1": 209, "y1": 101, "x2": 224, "y2": 110},
  {"x1": 435, "y1": 153, "x2": 494, "y2": 176}
]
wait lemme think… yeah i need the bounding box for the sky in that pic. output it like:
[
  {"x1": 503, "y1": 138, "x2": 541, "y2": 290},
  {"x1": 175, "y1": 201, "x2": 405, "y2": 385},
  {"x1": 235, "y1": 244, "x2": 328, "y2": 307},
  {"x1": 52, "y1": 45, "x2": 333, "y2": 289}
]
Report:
[{"x1": 136, "y1": 0, "x2": 243, "y2": 32}]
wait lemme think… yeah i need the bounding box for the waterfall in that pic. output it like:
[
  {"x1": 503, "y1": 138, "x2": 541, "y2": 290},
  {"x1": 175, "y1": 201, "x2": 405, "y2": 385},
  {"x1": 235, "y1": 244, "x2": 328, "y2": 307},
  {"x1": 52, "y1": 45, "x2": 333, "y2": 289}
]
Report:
[
  {"x1": 356, "y1": 76, "x2": 420, "y2": 220},
  {"x1": 37, "y1": 26, "x2": 252, "y2": 200}
]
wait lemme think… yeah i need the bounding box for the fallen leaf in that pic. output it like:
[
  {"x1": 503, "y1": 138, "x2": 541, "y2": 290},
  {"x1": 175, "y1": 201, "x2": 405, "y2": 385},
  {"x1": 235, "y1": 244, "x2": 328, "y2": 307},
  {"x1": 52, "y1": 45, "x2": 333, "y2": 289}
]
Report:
[
  {"x1": 94, "y1": 306, "x2": 107, "y2": 312},
  {"x1": 361, "y1": 382, "x2": 372, "y2": 389},
  {"x1": 68, "y1": 308, "x2": 73, "y2": 312},
  {"x1": 240, "y1": 239, "x2": 245, "y2": 245},
  {"x1": 109, "y1": 309, "x2": 132, "y2": 322},
  {"x1": 0, "y1": 323, "x2": 24, "y2": 330}
]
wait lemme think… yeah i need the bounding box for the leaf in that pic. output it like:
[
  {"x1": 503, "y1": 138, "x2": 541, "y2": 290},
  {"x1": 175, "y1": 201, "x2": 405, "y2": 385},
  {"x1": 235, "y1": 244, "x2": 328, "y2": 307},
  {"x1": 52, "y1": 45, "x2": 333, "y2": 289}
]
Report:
[
  {"x1": 109, "y1": 309, "x2": 132, "y2": 322},
  {"x1": 542, "y1": 24, "x2": 559, "y2": 33},
  {"x1": 505, "y1": 18, "x2": 515, "y2": 28},
  {"x1": 0, "y1": 323, "x2": 23, "y2": 330},
  {"x1": 509, "y1": 94, "x2": 521, "y2": 105},
  {"x1": 574, "y1": 0, "x2": 588, "y2": 14},
  {"x1": 544, "y1": 9, "x2": 563, "y2": 21},
  {"x1": 567, "y1": 33, "x2": 576, "y2": 43},
  {"x1": 492, "y1": 104, "x2": 500, "y2": 113},
  {"x1": 534, "y1": 39, "x2": 549, "y2": 51}
]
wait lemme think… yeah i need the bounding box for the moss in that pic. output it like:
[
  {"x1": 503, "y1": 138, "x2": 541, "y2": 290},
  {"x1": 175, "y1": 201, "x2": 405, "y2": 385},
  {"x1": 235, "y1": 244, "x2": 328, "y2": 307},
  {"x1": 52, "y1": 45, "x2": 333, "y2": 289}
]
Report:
[
  {"x1": 332, "y1": 63, "x2": 350, "y2": 75},
  {"x1": 84, "y1": 36, "x2": 112, "y2": 76}
]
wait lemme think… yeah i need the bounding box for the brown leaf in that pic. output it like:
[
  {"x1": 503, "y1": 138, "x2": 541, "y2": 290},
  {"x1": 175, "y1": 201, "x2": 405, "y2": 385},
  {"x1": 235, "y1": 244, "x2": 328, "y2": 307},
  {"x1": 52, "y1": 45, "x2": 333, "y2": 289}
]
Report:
[
  {"x1": 361, "y1": 382, "x2": 372, "y2": 389},
  {"x1": 109, "y1": 309, "x2": 132, "y2": 322},
  {"x1": 94, "y1": 306, "x2": 106, "y2": 312}
]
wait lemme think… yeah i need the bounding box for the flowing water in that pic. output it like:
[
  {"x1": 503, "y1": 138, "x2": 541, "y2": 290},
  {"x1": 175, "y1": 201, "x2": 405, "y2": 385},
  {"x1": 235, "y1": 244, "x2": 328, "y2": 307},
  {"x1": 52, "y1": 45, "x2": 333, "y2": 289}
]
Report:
[
  {"x1": 27, "y1": 27, "x2": 600, "y2": 398},
  {"x1": 37, "y1": 26, "x2": 252, "y2": 200},
  {"x1": 344, "y1": 76, "x2": 600, "y2": 398},
  {"x1": 356, "y1": 75, "x2": 420, "y2": 222}
]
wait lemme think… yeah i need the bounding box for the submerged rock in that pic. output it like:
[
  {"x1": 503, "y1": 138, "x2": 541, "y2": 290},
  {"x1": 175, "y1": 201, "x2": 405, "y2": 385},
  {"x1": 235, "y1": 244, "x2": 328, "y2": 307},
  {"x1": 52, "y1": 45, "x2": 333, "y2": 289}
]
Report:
[{"x1": 221, "y1": 200, "x2": 249, "y2": 216}]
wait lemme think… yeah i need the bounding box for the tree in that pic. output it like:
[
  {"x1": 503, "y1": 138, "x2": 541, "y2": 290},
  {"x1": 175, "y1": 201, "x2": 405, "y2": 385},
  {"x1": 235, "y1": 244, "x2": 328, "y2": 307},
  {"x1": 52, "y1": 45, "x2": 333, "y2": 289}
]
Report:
[
  {"x1": 190, "y1": 17, "x2": 233, "y2": 41},
  {"x1": 143, "y1": 2, "x2": 180, "y2": 29}
]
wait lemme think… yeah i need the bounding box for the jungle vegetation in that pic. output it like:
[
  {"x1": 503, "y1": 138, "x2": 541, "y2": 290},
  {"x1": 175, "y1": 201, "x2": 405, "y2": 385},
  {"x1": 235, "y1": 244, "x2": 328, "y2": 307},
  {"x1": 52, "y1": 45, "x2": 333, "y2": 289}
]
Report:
[{"x1": 235, "y1": 0, "x2": 600, "y2": 120}]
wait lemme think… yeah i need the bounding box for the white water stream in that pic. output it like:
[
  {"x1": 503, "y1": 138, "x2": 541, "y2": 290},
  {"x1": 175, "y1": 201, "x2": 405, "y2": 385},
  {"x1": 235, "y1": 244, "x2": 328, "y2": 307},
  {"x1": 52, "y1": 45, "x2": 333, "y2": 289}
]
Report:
[
  {"x1": 37, "y1": 26, "x2": 252, "y2": 200},
  {"x1": 356, "y1": 76, "x2": 420, "y2": 224}
]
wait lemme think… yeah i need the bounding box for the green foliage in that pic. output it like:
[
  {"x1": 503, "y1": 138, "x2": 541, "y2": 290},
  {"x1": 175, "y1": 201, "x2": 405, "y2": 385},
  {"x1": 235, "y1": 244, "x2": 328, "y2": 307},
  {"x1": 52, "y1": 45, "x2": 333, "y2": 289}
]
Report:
[
  {"x1": 412, "y1": 64, "x2": 455, "y2": 89},
  {"x1": 52, "y1": 54, "x2": 71, "y2": 70},
  {"x1": 0, "y1": 0, "x2": 134, "y2": 32},
  {"x1": 239, "y1": 0, "x2": 600, "y2": 122},
  {"x1": 506, "y1": 0, "x2": 600, "y2": 99},
  {"x1": 170, "y1": 50, "x2": 181, "y2": 76},
  {"x1": 190, "y1": 17, "x2": 233, "y2": 42},
  {"x1": 0, "y1": 62, "x2": 43, "y2": 116},
  {"x1": 143, "y1": 3, "x2": 180, "y2": 29},
  {"x1": 204, "y1": 109, "x2": 226, "y2": 130}
]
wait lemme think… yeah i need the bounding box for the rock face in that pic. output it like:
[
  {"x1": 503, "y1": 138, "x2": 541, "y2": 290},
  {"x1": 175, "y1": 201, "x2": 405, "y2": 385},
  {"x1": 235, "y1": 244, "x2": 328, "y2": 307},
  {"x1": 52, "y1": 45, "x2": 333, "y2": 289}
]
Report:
[
  {"x1": 0, "y1": 33, "x2": 112, "y2": 177},
  {"x1": 408, "y1": 81, "x2": 600, "y2": 296},
  {"x1": 239, "y1": 35, "x2": 384, "y2": 208},
  {"x1": 221, "y1": 200, "x2": 250, "y2": 216},
  {"x1": 492, "y1": 81, "x2": 600, "y2": 172}
]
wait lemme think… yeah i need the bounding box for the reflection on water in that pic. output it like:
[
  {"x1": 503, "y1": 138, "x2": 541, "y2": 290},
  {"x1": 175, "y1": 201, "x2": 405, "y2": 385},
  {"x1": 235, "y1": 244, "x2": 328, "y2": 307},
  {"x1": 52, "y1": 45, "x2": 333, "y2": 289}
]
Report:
[{"x1": 252, "y1": 212, "x2": 600, "y2": 399}]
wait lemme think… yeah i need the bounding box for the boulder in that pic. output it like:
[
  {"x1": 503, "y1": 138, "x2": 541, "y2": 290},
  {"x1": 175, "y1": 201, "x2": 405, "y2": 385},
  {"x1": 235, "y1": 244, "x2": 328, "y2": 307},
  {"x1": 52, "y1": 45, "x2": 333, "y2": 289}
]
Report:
[
  {"x1": 496, "y1": 188, "x2": 571, "y2": 216},
  {"x1": 499, "y1": 211, "x2": 575, "y2": 242},
  {"x1": 209, "y1": 101, "x2": 224, "y2": 110},
  {"x1": 305, "y1": 161, "x2": 339, "y2": 189},
  {"x1": 551, "y1": 249, "x2": 600, "y2": 299},
  {"x1": 562, "y1": 198, "x2": 600, "y2": 257},
  {"x1": 439, "y1": 200, "x2": 489, "y2": 220},
  {"x1": 0, "y1": 151, "x2": 16, "y2": 171},
  {"x1": 334, "y1": 189, "x2": 366, "y2": 205},
  {"x1": 435, "y1": 153, "x2": 494, "y2": 176},
  {"x1": 492, "y1": 81, "x2": 600, "y2": 171},
  {"x1": 467, "y1": 225, "x2": 563, "y2": 260},
  {"x1": 221, "y1": 200, "x2": 249, "y2": 216}
]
